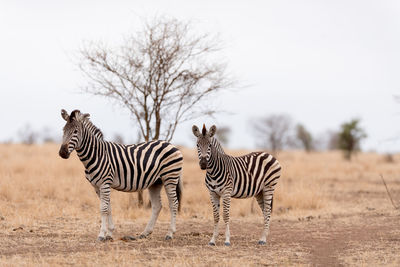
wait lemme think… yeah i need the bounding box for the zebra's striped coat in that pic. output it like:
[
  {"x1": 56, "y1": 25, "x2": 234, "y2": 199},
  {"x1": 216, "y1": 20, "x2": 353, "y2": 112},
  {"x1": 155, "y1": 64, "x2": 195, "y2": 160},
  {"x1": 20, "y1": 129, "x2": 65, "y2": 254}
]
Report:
[
  {"x1": 59, "y1": 109, "x2": 183, "y2": 241},
  {"x1": 193, "y1": 124, "x2": 281, "y2": 246}
]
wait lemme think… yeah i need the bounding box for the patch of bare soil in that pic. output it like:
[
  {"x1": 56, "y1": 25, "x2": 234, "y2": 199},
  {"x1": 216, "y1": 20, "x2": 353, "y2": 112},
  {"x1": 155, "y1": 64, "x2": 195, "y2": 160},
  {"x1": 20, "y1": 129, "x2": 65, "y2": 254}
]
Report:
[{"x1": 1, "y1": 210, "x2": 399, "y2": 266}]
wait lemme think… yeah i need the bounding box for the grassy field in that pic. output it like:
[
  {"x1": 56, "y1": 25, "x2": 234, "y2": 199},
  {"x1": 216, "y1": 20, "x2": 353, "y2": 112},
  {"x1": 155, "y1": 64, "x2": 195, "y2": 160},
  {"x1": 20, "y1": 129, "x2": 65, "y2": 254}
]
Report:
[{"x1": 0, "y1": 143, "x2": 399, "y2": 266}]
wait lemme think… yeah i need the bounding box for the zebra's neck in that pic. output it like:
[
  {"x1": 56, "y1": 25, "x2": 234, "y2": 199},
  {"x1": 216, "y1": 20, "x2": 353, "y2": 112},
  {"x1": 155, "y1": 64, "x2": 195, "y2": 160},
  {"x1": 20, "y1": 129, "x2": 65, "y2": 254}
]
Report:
[
  {"x1": 207, "y1": 138, "x2": 228, "y2": 173},
  {"x1": 210, "y1": 137, "x2": 225, "y2": 154},
  {"x1": 76, "y1": 120, "x2": 106, "y2": 167},
  {"x1": 82, "y1": 120, "x2": 104, "y2": 140}
]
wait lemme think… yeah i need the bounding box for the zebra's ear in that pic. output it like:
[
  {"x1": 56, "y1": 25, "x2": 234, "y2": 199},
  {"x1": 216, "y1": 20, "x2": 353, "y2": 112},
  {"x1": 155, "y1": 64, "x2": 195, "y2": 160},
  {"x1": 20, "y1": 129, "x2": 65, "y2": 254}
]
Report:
[
  {"x1": 192, "y1": 125, "x2": 201, "y2": 137},
  {"x1": 82, "y1": 113, "x2": 90, "y2": 120},
  {"x1": 69, "y1": 110, "x2": 81, "y2": 121},
  {"x1": 209, "y1": 125, "x2": 217, "y2": 137},
  {"x1": 61, "y1": 109, "x2": 69, "y2": 121}
]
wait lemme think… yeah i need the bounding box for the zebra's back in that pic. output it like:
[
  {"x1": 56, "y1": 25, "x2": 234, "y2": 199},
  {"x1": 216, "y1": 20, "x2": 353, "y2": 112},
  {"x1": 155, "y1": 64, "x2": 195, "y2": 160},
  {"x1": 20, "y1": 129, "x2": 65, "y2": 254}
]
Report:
[{"x1": 230, "y1": 152, "x2": 281, "y2": 198}]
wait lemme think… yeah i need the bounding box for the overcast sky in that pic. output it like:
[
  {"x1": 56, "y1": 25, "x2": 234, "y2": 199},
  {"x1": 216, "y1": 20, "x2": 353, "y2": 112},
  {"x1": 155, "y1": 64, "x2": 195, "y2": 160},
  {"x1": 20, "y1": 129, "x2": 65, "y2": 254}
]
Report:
[{"x1": 1, "y1": 1, "x2": 400, "y2": 152}]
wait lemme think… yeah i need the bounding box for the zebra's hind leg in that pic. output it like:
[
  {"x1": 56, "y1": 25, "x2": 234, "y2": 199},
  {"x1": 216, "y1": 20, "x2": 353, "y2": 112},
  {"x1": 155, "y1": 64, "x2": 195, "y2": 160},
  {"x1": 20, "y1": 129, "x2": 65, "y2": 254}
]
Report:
[
  {"x1": 256, "y1": 187, "x2": 274, "y2": 245},
  {"x1": 164, "y1": 179, "x2": 179, "y2": 240},
  {"x1": 139, "y1": 182, "x2": 163, "y2": 239},
  {"x1": 209, "y1": 191, "x2": 220, "y2": 246}
]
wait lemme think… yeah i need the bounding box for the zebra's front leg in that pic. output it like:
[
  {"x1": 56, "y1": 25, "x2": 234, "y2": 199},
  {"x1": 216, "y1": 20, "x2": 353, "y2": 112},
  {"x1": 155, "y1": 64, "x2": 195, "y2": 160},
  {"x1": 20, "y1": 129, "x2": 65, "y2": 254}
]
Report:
[
  {"x1": 106, "y1": 204, "x2": 115, "y2": 240},
  {"x1": 222, "y1": 191, "x2": 231, "y2": 246},
  {"x1": 97, "y1": 183, "x2": 112, "y2": 242},
  {"x1": 209, "y1": 192, "x2": 220, "y2": 246},
  {"x1": 257, "y1": 187, "x2": 274, "y2": 245}
]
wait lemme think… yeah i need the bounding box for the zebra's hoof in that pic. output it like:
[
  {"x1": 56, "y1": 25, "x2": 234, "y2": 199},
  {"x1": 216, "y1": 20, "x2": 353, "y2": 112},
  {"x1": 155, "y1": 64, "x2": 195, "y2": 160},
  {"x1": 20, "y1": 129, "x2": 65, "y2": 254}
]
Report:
[
  {"x1": 105, "y1": 236, "x2": 113, "y2": 241},
  {"x1": 165, "y1": 235, "x2": 172, "y2": 240},
  {"x1": 258, "y1": 240, "x2": 267, "y2": 245},
  {"x1": 208, "y1": 242, "x2": 216, "y2": 246},
  {"x1": 224, "y1": 242, "x2": 231, "y2": 246},
  {"x1": 97, "y1": 236, "x2": 106, "y2": 242},
  {"x1": 138, "y1": 234, "x2": 147, "y2": 239},
  {"x1": 121, "y1": 236, "x2": 136, "y2": 241}
]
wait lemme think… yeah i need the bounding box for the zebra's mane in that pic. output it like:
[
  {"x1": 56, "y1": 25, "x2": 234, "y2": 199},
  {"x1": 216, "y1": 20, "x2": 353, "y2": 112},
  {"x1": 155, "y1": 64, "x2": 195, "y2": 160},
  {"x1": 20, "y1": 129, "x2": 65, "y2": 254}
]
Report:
[
  {"x1": 82, "y1": 119, "x2": 104, "y2": 140},
  {"x1": 211, "y1": 137, "x2": 225, "y2": 154}
]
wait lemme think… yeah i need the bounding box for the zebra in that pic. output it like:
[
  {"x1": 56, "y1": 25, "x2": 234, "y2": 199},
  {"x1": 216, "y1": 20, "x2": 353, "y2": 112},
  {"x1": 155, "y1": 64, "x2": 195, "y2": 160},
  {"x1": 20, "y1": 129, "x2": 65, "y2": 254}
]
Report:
[
  {"x1": 59, "y1": 109, "x2": 183, "y2": 241},
  {"x1": 192, "y1": 124, "x2": 281, "y2": 246}
]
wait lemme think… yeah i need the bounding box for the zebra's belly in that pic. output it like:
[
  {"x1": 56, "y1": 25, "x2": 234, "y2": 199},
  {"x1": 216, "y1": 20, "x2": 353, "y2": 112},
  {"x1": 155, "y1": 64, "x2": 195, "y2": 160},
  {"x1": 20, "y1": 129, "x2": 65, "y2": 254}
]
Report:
[
  {"x1": 111, "y1": 183, "x2": 136, "y2": 192},
  {"x1": 231, "y1": 183, "x2": 264, "y2": 199},
  {"x1": 231, "y1": 191, "x2": 259, "y2": 199},
  {"x1": 111, "y1": 172, "x2": 159, "y2": 192}
]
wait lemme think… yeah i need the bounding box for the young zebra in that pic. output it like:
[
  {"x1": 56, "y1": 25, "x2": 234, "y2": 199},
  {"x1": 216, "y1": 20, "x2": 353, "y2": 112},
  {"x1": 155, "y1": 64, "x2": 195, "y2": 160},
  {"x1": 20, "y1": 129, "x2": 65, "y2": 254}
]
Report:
[
  {"x1": 192, "y1": 124, "x2": 281, "y2": 246},
  {"x1": 59, "y1": 109, "x2": 183, "y2": 241}
]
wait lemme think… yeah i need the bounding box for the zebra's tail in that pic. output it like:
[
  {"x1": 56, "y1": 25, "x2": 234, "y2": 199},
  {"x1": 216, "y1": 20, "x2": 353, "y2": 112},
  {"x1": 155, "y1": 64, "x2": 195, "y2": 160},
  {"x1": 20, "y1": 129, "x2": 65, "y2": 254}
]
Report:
[
  {"x1": 176, "y1": 177, "x2": 183, "y2": 212},
  {"x1": 271, "y1": 196, "x2": 274, "y2": 213}
]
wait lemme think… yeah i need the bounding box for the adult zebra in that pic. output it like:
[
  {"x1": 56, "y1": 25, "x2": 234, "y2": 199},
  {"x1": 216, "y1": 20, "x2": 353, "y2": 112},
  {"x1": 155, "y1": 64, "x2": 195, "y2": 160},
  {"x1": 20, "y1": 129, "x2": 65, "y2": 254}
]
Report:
[
  {"x1": 59, "y1": 109, "x2": 183, "y2": 241},
  {"x1": 192, "y1": 124, "x2": 281, "y2": 246}
]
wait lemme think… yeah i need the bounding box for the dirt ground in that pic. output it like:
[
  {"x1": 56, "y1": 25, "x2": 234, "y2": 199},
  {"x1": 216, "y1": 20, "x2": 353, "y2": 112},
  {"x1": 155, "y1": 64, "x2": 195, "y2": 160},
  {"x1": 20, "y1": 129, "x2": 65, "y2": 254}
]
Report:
[
  {"x1": 0, "y1": 144, "x2": 400, "y2": 266},
  {"x1": 0, "y1": 210, "x2": 399, "y2": 266}
]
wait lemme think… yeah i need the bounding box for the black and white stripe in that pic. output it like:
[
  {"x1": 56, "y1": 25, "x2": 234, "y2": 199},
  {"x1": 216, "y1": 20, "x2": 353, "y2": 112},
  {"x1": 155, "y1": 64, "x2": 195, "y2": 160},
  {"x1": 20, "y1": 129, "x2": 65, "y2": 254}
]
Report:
[
  {"x1": 192, "y1": 124, "x2": 281, "y2": 246},
  {"x1": 59, "y1": 109, "x2": 183, "y2": 241}
]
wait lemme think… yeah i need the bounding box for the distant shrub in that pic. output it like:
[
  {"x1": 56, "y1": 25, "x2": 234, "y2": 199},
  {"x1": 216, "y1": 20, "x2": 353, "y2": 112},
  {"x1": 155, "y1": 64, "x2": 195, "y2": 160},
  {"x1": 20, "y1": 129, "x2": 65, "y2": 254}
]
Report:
[
  {"x1": 383, "y1": 153, "x2": 395, "y2": 163},
  {"x1": 338, "y1": 119, "x2": 367, "y2": 160}
]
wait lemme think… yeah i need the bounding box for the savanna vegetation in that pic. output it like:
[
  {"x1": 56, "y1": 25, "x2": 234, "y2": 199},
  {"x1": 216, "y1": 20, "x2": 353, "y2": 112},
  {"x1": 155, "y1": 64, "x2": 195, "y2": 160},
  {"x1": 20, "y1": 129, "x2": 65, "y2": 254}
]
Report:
[{"x1": 0, "y1": 144, "x2": 399, "y2": 266}]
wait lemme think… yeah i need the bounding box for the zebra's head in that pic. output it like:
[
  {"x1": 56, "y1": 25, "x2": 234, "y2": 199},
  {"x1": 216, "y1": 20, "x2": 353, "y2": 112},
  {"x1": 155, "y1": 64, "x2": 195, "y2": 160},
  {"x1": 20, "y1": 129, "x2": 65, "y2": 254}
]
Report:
[
  {"x1": 59, "y1": 109, "x2": 90, "y2": 159},
  {"x1": 192, "y1": 124, "x2": 217, "y2": 170}
]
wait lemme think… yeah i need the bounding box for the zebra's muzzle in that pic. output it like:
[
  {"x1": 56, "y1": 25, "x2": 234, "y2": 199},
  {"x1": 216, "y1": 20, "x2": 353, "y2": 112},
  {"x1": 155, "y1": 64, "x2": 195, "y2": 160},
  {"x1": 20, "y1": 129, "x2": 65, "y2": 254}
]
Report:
[
  {"x1": 199, "y1": 158, "x2": 207, "y2": 170},
  {"x1": 59, "y1": 145, "x2": 70, "y2": 159}
]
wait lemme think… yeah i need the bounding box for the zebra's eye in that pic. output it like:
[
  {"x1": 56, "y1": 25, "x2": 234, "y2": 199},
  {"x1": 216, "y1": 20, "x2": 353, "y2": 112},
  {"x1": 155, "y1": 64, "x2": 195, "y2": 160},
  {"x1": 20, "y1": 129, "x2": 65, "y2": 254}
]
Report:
[{"x1": 73, "y1": 129, "x2": 78, "y2": 134}]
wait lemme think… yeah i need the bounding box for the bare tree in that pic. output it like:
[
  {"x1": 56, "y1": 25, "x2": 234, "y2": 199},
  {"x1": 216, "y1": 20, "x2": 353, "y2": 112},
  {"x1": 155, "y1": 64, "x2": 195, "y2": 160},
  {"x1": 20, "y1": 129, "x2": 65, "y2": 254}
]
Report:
[
  {"x1": 79, "y1": 17, "x2": 232, "y2": 142},
  {"x1": 312, "y1": 130, "x2": 339, "y2": 151},
  {"x1": 252, "y1": 114, "x2": 293, "y2": 153},
  {"x1": 327, "y1": 130, "x2": 340, "y2": 150},
  {"x1": 78, "y1": 16, "x2": 233, "y2": 207},
  {"x1": 295, "y1": 124, "x2": 313, "y2": 152},
  {"x1": 17, "y1": 124, "x2": 38, "y2": 145},
  {"x1": 41, "y1": 126, "x2": 58, "y2": 143}
]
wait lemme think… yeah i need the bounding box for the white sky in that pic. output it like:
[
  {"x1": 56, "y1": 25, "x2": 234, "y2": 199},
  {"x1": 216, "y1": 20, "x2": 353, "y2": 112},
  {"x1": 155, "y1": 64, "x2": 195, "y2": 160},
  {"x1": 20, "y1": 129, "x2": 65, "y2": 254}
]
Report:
[{"x1": 1, "y1": 0, "x2": 400, "y2": 152}]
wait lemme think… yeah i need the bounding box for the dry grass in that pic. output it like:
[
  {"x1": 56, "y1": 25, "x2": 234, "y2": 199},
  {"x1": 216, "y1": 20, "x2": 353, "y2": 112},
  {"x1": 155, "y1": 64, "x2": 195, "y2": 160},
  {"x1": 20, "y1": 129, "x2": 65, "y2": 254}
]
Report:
[
  {"x1": 0, "y1": 144, "x2": 400, "y2": 266},
  {"x1": 0, "y1": 145, "x2": 333, "y2": 223},
  {"x1": 340, "y1": 240, "x2": 400, "y2": 266}
]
